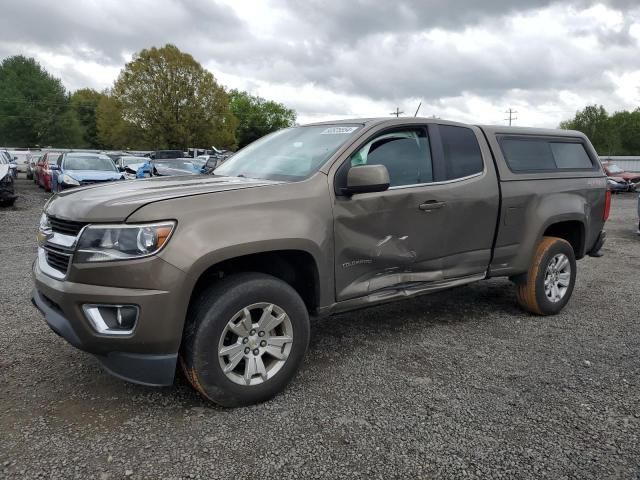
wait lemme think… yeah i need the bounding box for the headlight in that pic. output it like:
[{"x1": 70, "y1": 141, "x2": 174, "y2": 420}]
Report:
[
  {"x1": 61, "y1": 174, "x2": 80, "y2": 186},
  {"x1": 37, "y1": 213, "x2": 52, "y2": 245},
  {"x1": 75, "y1": 221, "x2": 176, "y2": 262}
]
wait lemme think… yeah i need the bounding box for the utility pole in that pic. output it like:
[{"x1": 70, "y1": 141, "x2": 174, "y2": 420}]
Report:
[
  {"x1": 505, "y1": 108, "x2": 518, "y2": 126},
  {"x1": 389, "y1": 107, "x2": 404, "y2": 118}
]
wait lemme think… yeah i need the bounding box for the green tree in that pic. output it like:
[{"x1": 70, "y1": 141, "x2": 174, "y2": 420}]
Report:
[
  {"x1": 560, "y1": 105, "x2": 620, "y2": 155},
  {"x1": 229, "y1": 90, "x2": 297, "y2": 148},
  {"x1": 112, "y1": 44, "x2": 237, "y2": 150},
  {"x1": 96, "y1": 93, "x2": 148, "y2": 150},
  {"x1": 0, "y1": 55, "x2": 82, "y2": 147},
  {"x1": 70, "y1": 88, "x2": 105, "y2": 148},
  {"x1": 608, "y1": 109, "x2": 640, "y2": 155}
]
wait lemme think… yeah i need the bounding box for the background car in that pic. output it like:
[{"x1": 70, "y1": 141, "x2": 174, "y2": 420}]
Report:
[
  {"x1": 29, "y1": 153, "x2": 42, "y2": 183},
  {"x1": 115, "y1": 155, "x2": 153, "y2": 179},
  {"x1": 51, "y1": 152, "x2": 124, "y2": 192},
  {"x1": 151, "y1": 158, "x2": 202, "y2": 176},
  {"x1": 0, "y1": 154, "x2": 16, "y2": 206},
  {"x1": 0, "y1": 150, "x2": 16, "y2": 178},
  {"x1": 8, "y1": 151, "x2": 31, "y2": 178},
  {"x1": 150, "y1": 150, "x2": 185, "y2": 160},
  {"x1": 36, "y1": 152, "x2": 62, "y2": 192},
  {"x1": 607, "y1": 176, "x2": 629, "y2": 193},
  {"x1": 602, "y1": 161, "x2": 640, "y2": 191}
]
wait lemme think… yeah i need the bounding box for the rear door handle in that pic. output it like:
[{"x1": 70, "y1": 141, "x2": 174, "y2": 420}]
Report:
[{"x1": 419, "y1": 200, "x2": 446, "y2": 211}]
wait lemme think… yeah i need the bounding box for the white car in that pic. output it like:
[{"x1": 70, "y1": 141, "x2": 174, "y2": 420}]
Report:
[{"x1": 8, "y1": 151, "x2": 32, "y2": 178}]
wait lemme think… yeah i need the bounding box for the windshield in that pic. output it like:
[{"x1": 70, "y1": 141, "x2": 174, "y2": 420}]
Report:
[
  {"x1": 215, "y1": 124, "x2": 363, "y2": 181},
  {"x1": 153, "y1": 159, "x2": 197, "y2": 172},
  {"x1": 607, "y1": 164, "x2": 624, "y2": 174},
  {"x1": 64, "y1": 155, "x2": 117, "y2": 171}
]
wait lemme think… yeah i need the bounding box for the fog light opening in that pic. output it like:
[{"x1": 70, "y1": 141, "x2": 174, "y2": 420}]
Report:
[{"x1": 82, "y1": 304, "x2": 139, "y2": 335}]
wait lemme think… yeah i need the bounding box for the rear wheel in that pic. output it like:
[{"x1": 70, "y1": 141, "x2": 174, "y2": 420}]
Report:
[
  {"x1": 181, "y1": 273, "x2": 310, "y2": 407},
  {"x1": 516, "y1": 236, "x2": 576, "y2": 315}
]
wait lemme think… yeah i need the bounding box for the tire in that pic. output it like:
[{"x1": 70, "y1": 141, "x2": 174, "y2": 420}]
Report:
[
  {"x1": 181, "y1": 272, "x2": 310, "y2": 407},
  {"x1": 516, "y1": 236, "x2": 576, "y2": 316}
]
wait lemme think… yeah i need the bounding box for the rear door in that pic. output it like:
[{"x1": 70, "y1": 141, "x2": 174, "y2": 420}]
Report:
[{"x1": 425, "y1": 124, "x2": 500, "y2": 278}]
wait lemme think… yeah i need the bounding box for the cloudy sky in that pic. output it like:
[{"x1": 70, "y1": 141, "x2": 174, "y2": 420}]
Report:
[{"x1": 1, "y1": 0, "x2": 639, "y2": 126}]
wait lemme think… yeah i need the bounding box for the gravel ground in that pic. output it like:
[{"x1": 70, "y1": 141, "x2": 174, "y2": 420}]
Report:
[{"x1": 1, "y1": 178, "x2": 639, "y2": 480}]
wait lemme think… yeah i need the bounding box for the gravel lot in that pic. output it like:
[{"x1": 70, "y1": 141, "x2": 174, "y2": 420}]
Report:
[{"x1": 1, "y1": 178, "x2": 639, "y2": 480}]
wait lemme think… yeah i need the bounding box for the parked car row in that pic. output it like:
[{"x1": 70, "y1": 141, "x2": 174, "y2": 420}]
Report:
[{"x1": 2, "y1": 146, "x2": 234, "y2": 204}]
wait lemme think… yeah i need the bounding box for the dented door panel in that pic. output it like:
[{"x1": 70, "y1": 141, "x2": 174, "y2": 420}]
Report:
[{"x1": 333, "y1": 187, "x2": 449, "y2": 300}]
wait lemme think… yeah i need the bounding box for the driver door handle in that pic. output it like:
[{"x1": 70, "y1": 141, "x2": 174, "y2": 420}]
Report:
[{"x1": 419, "y1": 200, "x2": 446, "y2": 211}]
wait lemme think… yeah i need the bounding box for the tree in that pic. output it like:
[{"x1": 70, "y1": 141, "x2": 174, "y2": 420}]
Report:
[
  {"x1": 70, "y1": 88, "x2": 105, "y2": 148},
  {"x1": 96, "y1": 94, "x2": 147, "y2": 150},
  {"x1": 0, "y1": 55, "x2": 82, "y2": 147},
  {"x1": 229, "y1": 90, "x2": 297, "y2": 148},
  {"x1": 560, "y1": 105, "x2": 620, "y2": 155},
  {"x1": 608, "y1": 109, "x2": 640, "y2": 156},
  {"x1": 111, "y1": 44, "x2": 237, "y2": 150}
]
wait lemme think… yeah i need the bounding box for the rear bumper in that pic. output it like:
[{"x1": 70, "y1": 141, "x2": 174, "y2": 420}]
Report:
[{"x1": 588, "y1": 230, "x2": 606, "y2": 257}]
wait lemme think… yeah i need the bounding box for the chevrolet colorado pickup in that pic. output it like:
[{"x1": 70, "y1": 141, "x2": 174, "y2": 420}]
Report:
[{"x1": 32, "y1": 118, "x2": 609, "y2": 406}]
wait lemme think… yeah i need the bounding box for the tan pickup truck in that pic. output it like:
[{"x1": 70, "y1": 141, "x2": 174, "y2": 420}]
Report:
[{"x1": 33, "y1": 118, "x2": 608, "y2": 406}]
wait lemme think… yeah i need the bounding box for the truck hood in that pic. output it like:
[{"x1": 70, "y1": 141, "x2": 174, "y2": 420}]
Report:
[{"x1": 46, "y1": 174, "x2": 282, "y2": 222}]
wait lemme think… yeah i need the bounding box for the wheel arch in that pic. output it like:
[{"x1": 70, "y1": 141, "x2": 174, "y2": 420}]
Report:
[
  {"x1": 542, "y1": 219, "x2": 586, "y2": 259},
  {"x1": 176, "y1": 241, "x2": 328, "y2": 334}
]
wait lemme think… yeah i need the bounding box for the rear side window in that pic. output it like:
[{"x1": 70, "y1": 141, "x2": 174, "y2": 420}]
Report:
[
  {"x1": 439, "y1": 125, "x2": 483, "y2": 180},
  {"x1": 501, "y1": 137, "x2": 594, "y2": 172},
  {"x1": 549, "y1": 142, "x2": 593, "y2": 169}
]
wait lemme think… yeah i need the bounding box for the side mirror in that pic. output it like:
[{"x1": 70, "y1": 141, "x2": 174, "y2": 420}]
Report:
[
  {"x1": 343, "y1": 164, "x2": 390, "y2": 195},
  {"x1": 13, "y1": 156, "x2": 18, "y2": 161},
  {"x1": 117, "y1": 166, "x2": 125, "y2": 172},
  {"x1": 49, "y1": 164, "x2": 60, "y2": 171}
]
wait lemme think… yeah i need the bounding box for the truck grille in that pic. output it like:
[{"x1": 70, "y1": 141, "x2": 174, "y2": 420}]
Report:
[
  {"x1": 49, "y1": 216, "x2": 87, "y2": 236},
  {"x1": 43, "y1": 245, "x2": 72, "y2": 274}
]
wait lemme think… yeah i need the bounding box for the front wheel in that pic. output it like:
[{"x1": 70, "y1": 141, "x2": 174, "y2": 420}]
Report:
[
  {"x1": 516, "y1": 236, "x2": 577, "y2": 315},
  {"x1": 181, "y1": 273, "x2": 310, "y2": 407}
]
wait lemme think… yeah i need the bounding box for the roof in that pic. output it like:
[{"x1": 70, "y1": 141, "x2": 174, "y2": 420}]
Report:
[{"x1": 303, "y1": 118, "x2": 579, "y2": 137}]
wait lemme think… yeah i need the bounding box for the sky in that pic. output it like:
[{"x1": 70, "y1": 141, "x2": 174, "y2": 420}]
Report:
[{"x1": 1, "y1": 0, "x2": 639, "y2": 127}]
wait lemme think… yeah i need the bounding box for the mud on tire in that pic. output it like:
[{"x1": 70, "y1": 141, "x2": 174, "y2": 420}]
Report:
[{"x1": 516, "y1": 236, "x2": 577, "y2": 316}]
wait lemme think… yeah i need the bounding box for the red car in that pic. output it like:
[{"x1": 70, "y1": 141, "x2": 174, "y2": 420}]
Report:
[
  {"x1": 36, "y1": 152, "x2": 61, "y2": 192},
  {"x1": 601, "y1": 161, "x2": 640, "y2": 191}
]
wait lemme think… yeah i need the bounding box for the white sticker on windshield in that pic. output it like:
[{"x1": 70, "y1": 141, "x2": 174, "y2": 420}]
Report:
[{"x1": 321, "y1": 126, "x2": 358, "y2": 135}]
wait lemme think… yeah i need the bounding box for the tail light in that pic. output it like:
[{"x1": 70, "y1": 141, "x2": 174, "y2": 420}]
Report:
[{"x1": 603, "y1": 189, "x2": 611, "y2": 221}]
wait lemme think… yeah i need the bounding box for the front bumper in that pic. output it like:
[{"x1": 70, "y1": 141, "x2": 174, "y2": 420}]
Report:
[{"x1": 31, "y1": 256, "x2": 186, "y2": 386}]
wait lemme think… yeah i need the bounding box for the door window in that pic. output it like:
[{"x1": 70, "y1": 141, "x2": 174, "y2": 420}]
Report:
[
  {"x1": 349, "y1": 129, "x2": 432, "y2": 187},
  {"x1": 439, "y1": 125, "x2": 484, "y2": 180}
]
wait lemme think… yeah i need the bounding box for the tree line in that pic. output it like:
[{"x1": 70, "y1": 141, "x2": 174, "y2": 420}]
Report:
[
  {"x1": 0, "y1": 44, "x2": 296, "y2": 151},
  {"x1": 560, "y1": 105, "x2": 640, "y2": 156}
]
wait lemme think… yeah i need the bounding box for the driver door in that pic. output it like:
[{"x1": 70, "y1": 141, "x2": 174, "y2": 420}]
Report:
[{"x1": 332, "y1": 126, "x2": 452, "y2": 301}]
